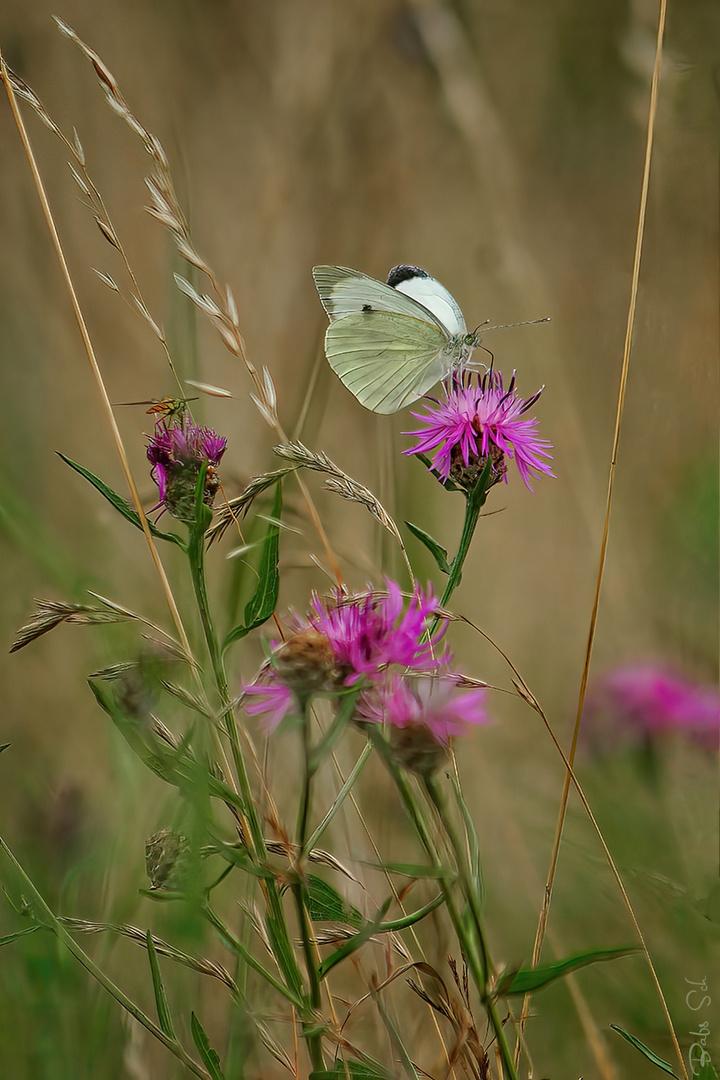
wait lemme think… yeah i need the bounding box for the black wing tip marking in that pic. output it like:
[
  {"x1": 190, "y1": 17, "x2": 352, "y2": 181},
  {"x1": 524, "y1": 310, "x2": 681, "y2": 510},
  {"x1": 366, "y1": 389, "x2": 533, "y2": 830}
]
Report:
[{"x1": 386, "y1": 264, "x2": 430, "y2": 288}]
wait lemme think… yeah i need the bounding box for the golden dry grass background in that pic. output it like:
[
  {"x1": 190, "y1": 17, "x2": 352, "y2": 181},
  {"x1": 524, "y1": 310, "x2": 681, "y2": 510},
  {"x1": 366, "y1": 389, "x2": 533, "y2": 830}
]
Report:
[{"x1": 0, "y1": 1, "x2": 718, "y2": 1076}]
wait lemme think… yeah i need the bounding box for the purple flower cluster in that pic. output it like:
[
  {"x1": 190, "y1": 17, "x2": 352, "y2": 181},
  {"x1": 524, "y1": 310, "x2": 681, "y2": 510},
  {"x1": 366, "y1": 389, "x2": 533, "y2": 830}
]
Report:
[
  {"x1": 244, "y1": 581, "x2": 487, "y2": 758},
  {"x1": 307, "y1": 580, "x2": 442, "y2": 681},
  {"x1": 586, "y1": 663, "x2": 719, "y2": 753},
  {"x1": 404, "y1": 369, "x2": 554, "y2": 491},
  {"x1": 146, "y1": 418, "x2": 227, "y2": 522}
]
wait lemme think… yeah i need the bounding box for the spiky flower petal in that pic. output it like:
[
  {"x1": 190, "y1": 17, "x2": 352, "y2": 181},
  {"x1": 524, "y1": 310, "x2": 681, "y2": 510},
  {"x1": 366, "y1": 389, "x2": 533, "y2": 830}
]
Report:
[
  {"x1": 404, "y1": 369, "x2": 553, "y2": 491},
  {"x1": 242, "y1": 581, "x2": 449, "y2": 731}
]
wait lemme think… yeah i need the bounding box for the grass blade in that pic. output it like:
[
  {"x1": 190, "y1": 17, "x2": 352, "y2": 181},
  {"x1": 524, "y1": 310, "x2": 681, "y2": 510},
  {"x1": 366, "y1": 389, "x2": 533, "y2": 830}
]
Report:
[
  {"x1": 190, "y1": 1012, "x2": 225, "y2": 1080},
  {"x1": 610, "y1": 1025, "x2": 681, "y2": 1077},
  {"x1": 146, "y1": 929, "x2": 176, "y2": 1039}
]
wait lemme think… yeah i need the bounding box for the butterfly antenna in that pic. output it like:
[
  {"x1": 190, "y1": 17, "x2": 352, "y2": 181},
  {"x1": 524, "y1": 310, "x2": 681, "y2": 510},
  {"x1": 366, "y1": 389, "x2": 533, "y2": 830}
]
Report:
[{"x1": 482, "y1": 316, "x2": 551, "y2": 333}]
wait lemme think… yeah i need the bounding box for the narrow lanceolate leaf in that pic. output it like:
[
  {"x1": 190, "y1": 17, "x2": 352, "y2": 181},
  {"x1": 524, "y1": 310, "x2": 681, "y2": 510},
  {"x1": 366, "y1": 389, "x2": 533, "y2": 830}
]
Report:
[
  {"x1": 610, "y1": 1025, "x2": 681, "y2": 1078},
  {"x1": 318, "y1": 897, "x2": 393, "y2": 980},
  {"x1": 190, "y1": 1012, "x2": 225, "y2": 1080},
  {"x1": 57, "y1": 454, "x2": 186, "y2": 548},
  {"x1": 404, "y1": 521, "x2": 450, "y2": 574},
  {"x1": 222, "y1": 483, "x2": 282, "y2": 651},
  {"x1": 145, "y1": 930, "x2": 176, "y2": 1038},
  {"x1": 311, "y1": 1059, "x2": 391, "y2": 1080},
  {"x1": 306, "y1": 876, "x2": 363, "y2": 928},
  {"x1": 0, "y1": 926, "x2": 40, "y2": 946},
  {"x1": 494, "y1": 946, "x2": 637, "y2": 997}
]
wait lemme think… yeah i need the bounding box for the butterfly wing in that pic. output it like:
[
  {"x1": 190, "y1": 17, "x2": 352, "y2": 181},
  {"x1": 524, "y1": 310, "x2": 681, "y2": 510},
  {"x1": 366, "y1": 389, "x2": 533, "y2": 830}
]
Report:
[
  {"x1": 324, "y1": 310, "x2": 450, "y2": 413},
  {"x1": 312, "y1": 265, "x2": 449, "y2": 330}
]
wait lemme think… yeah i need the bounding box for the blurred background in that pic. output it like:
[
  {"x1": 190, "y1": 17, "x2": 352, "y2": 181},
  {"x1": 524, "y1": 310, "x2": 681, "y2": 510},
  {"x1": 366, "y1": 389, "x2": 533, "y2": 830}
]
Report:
[{"x1": 0, "y1": 1, "x2": 718, "y2": 1077}]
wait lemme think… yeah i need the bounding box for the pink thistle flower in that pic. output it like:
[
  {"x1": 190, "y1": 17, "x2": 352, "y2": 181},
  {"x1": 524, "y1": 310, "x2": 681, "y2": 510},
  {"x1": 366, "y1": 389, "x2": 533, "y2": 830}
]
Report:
[
  {"x1": 360, "y1": 673, "x2": 488, "y2": 743},
  {"x1": 586, "y1": 663, "x2": 719, "y2": 753},
  {"x1": 358, "y1": 672, "x2": 489, "y2": 774},
  {"x1": 404, "y1": 369, "x2": 554, "y2": 491},
  {"x1": 242, "y1": 582, "x2": 449, "y2": 732},
  {"x1": 147, "y1": 417, "x2": 227, "y2": 522},
  {"x1": 307, "y1": 580, "x2": 446, "y2": 682}
]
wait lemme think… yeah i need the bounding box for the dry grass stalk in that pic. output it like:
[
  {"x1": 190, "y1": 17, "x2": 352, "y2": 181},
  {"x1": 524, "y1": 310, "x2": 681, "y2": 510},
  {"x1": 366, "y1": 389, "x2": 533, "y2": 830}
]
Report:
[
  {"x1": 51, "y1": 20, "x2": 342, "y2": 582},
  {"x1": 206, "y1": 466, "x2": 299, "y2": 545},
  {"x1": 11, "y1": 599, "x2": 131, "y2": 653},
  {"x1": 274, "y1": 442, "x2": 413, "y2": 578},
  {"x1": 59, "y1": 917, "x2": 238, "y2": 993}
]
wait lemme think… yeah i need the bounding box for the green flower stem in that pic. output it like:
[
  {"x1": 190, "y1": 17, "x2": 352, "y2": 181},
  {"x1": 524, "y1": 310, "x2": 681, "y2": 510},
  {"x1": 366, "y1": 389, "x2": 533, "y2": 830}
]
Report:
[
  {"x1": 0, "y1": 836, "x2": 211, "y2": 1080},
  {"x1": 365, "y1": 730, "x2": 484, "y2": 981},
  {"x1": 291, "y1": 885, "x2": 325, "y2": 1072},
  {"x1": 438, "y1": 461, "x2": 493, "y2": 613},
  {"x1": 292, "y1": 700, "x2": 325, "y2": 1072},
  {"x1": 366, "y1": 730, "x2": 518, "y2": 1080},
  {"x1": 424, "y1": 775, "x2": 518, "y2": 1080},
  {"x1": 187, "y1": 507, "x2": 310, "y2": 1029},
  {"x1": 297, "y1": 697, "x2": 313, "y2": 847}
]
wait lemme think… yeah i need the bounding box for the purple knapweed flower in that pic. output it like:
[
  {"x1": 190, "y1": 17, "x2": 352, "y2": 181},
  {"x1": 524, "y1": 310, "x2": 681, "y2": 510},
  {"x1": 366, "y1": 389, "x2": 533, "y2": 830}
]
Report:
[
  {"x1": 585, "y1": 663, "x2": 719, "y2": 754},
  {"x1": 404, "y1": 369, "x2": 554, "y2": 492},
  {"x1": 358, "y1": 672, "x2": 489, "y2": 774},
  {"x1": 307, "y1": 580, "x2": 446, "y2": 682},
  {"x1": 147, "y1": 417, "x2": 227, "y2": 523},
  {"x1": 242, "y1": 581, "x2": 449, "y2": 732}
]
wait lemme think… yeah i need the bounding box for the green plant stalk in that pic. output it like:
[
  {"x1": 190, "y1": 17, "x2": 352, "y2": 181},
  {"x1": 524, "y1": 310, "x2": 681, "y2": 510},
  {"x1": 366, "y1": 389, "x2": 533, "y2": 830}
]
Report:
[
  {"x1": 292, "y1": 699, "x2": 325, "y2": 1072},
  {"x1": 424, "y1": 775, "x2": 518, "y2": 1080},
  {"x1": 366, "y1": 729, "x2": 518, "y2": 1080},
  {"x1": 303, "y1": 741, "x2": 372, "y2": 856},
  {"x1": 187, "y1": 496, "x2": 309, "y2": 1020},
  {"x1": 202, "y1": 904, "x2": 304, "y2": 1008},
  {"x1": 0, "y1": 836, "x2": 211, "y2": 1080},
  {"x1": 438, "y1": 461, "x2": 493, "y2": 612}
]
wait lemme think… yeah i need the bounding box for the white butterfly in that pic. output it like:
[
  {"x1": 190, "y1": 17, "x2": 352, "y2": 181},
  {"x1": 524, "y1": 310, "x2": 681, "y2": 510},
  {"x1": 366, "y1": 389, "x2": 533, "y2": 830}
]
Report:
[{"x1": 312, "y1": 264, "x2": 481, "y2": 414}]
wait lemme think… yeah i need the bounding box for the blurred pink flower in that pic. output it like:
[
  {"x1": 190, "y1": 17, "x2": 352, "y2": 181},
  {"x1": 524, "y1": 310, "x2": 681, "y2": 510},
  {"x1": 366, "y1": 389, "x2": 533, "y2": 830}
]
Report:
[
  {"x1": 586, "y1": 663, "x2": 719, "y2": 752},
  {"x1": 359, "y1": 672, "x2": 488, "y2": 745}
]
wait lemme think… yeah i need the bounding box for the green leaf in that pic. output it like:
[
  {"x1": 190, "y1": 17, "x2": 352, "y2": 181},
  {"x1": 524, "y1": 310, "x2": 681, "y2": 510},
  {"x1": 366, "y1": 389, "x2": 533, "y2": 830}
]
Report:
[
  {"x1": 58, "y1": 453, "x2": 186, "y2": 548},
  {"x1": 404, "y1": 521, "x2": 450, "y2": 574},
  {"x1": 87, "y1": 680, "x2": 246, "y2": 813},
  {"x1": 697, "y1": 1062, "x2": 719, "y2": 1080},
  {"x1": 308, "y1": 687, "x2": 360, "y2": 773},
  {"x1": 452, "y1": 777, "x2": 483, "y2": 902},
  {"x1": 223, "y1": 483, "x2": 282, "y2": 650},
  {"x1": 264, "y1": 910, "x2": 305, "y2": 999},
  {"x1": 376, "y1": 893, "x2": 444, "y2": 932},
  {"x1": 145, "y1": 930, "x2": 176, "y2": 1038},
  {"x1": 413, "y1": 452, "x2": 462, "y2": 493},
  {"x1": 0, "y1": 925, "x2": 40, "y2": 946},
  {"x1": 0, "y1": 743, "x2": 10, "y2": 755},
  {"x1": 318, "y1": 897, "x2": 392, "y2": 980},
  {"x1": 190, "y1": 1012, "x2": 225, "y2": 1080},
  {"x1": 467, "y1": 454, "x2": 494, "y2": 513},
  {"x1": 311, "y1": 1059, "x2": 390, "y2": 1080},
  {"x1": 610, "y1": 1025, "x2": 681, "y2": 1078},
  {"x1": 495, "y1": 946, "x2": 637, "y2": 997},
  {"x1": 307, "y1": 876, "x2": 363, "y2": 927}
]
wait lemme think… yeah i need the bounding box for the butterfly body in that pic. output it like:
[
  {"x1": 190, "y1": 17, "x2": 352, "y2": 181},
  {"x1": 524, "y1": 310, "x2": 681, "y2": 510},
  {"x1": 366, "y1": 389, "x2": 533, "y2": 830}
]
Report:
[{"x1": 313, "y1": 264, "x2": 480, "y2": 414}]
